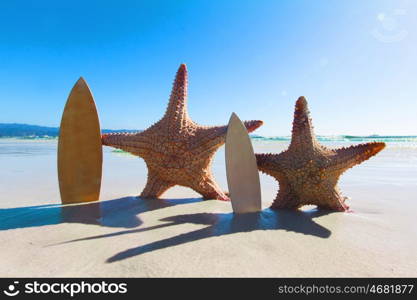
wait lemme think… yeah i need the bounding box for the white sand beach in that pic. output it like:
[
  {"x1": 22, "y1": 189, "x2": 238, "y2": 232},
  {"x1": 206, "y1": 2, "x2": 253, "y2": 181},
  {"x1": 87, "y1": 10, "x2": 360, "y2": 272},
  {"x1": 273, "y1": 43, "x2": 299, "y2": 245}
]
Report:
[{"x1": 0, "y1": 138, "x2": 416, "y2": 277}]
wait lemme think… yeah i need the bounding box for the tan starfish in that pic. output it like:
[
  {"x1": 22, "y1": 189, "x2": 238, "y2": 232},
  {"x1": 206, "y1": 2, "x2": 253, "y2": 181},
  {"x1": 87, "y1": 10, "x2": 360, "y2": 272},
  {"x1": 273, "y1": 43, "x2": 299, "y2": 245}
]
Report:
[
  {"x1": 102, "y1": 64, "x2": 263, "y2": 200},
  {"x1": 256, "y1": 96, "x2": 385, "y2": 211}
]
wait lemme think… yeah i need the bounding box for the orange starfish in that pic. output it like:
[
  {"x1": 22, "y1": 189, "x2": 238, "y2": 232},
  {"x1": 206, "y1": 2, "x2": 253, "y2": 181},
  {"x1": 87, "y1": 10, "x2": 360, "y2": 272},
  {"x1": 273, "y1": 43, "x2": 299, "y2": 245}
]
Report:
[
  {"x1": 102, "y1": 64, "x2": 263, "y2": 200},
  {"x1": 256, "y1": 96, "x2": 385, "y2": 211}
]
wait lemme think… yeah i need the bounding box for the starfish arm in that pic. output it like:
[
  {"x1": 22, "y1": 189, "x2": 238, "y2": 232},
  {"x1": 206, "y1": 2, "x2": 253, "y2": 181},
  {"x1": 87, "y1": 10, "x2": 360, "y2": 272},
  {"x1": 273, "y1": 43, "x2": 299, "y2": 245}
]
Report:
[
  {"x1": 288, "y1": 96, "x2": 319, "y2": 151},
  {"x1": 193, "y1": 120, "x2": 263, "y2": 153},
  {"x1": 271, "y1": 180, "x2": 301, "y2": 209},
  {"x1": 181, "y1": 167, "x2": 229, "y2": 200},
  {"x1": 316, "y1": 189, "x2": 350, "y2": 211},
  {"x1": 161, "y1": 64, "x2": 189, "y2": 134},
  {"x1": 271, "y1": 182, "x2": 349, "y2": 211},
  {"x1": 101, "y1": 131, "x2": 152, "y2": 157},
  {"x1": 243, "y1": 120, "x2": 264, "y2": 133},
  {"x1": 189, "y1": 176, "x2": 229, "y2": 201},
  {"x1": 255, "y1": 153, "x2": 284, "y2": 177},
  {"x1": 140, "y1": 170, "x2": 175, "y2": 198},
  {"x1": 327, "y1": 142, "x2": 386, "y2": 175}
]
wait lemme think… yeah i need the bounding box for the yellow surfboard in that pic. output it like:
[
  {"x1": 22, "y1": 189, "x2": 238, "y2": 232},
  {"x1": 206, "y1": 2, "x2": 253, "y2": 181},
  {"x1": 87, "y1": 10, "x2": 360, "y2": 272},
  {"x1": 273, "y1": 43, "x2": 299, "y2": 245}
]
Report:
[
  {"x1": 58, "y1": 77, "x2": 102, "y2": 204},
  {"x1": 225, "y1": 113, "x2": 262, "y2": 213}
]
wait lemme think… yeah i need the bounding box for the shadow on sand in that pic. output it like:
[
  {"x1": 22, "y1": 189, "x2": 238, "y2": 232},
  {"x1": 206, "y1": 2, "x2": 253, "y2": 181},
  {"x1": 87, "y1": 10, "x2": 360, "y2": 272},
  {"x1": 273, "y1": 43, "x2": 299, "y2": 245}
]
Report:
[
  {"x1": 52, "y1": 206, "x2": 333, "y2": 263},
  {"x1": 0, "y1": 197, "x2": 202, "y2": 230},
  {"x1": 105, "y1": 209, "x2": 332, "y2": 263},
  {"x1": 1, "y1": 197, "x2": 334, "y2": 263}
]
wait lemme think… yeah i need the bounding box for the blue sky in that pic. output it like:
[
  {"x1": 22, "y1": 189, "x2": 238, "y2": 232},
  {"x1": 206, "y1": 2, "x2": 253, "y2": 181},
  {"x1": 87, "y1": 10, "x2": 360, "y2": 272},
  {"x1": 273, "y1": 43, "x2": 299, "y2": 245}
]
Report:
[{"x1": 0, "y1": 0, "x2": 415, "y2": 136}]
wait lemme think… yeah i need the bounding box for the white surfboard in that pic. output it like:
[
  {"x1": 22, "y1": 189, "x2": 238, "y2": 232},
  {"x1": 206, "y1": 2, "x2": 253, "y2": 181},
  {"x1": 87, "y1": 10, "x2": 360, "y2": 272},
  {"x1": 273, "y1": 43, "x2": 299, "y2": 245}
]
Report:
[{"x1": 225, "y1": 113, "x2": 262, "y2": 213}]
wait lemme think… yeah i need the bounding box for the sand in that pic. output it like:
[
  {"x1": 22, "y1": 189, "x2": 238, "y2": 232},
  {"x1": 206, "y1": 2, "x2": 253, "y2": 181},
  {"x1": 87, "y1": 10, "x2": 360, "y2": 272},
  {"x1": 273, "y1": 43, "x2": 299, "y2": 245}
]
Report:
[{"x1": 0, "y1": 139, "x2": 416, "y2": 277}]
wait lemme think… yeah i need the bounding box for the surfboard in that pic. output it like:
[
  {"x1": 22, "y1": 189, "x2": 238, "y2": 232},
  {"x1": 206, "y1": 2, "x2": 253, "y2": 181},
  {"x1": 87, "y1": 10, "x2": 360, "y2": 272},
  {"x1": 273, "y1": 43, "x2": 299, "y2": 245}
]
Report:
[
  {"x1": 225, "y1": 113, "x2": 262, "y2": 213},
  {"x1": 58, "y1": 77, "x2": 102, "y2": 204}
]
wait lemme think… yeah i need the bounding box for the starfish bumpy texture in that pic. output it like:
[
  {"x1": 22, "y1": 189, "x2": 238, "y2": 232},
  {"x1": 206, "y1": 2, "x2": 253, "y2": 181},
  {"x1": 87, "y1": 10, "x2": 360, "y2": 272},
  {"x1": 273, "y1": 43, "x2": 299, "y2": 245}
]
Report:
[
  {"x1": 256, "y1": 96, "x2": 385, "y2": 211},
  {"x1": 102, "y1": 64, "x2": 263, "y2": 200}
]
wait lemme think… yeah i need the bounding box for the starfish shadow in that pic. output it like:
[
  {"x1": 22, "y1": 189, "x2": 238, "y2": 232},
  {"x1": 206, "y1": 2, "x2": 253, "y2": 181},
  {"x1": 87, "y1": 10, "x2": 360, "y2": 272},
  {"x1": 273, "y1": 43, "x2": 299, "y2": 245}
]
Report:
[
  {"x1": 0, "y1": 197, "x2": 202, "y2": 231},
  {"x1": 100, "y1": 208, "x2": 332, "y2": 263}
]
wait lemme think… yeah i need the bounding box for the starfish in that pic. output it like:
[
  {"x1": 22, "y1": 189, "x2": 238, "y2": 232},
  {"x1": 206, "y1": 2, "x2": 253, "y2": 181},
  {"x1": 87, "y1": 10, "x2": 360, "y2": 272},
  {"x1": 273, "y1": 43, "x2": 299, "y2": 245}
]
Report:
[
  {"x1": 256, "y1": 96, "x2": 385, "y2": 211},
  {"x1": 102, "y1": 64, "x2": 263, "y2": 200}
]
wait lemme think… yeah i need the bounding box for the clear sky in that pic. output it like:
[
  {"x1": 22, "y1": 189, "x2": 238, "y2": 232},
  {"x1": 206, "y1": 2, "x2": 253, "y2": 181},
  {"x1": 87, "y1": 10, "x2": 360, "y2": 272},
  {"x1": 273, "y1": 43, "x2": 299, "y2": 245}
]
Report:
[{"x1": 0, "y1": 0, "x2": 416, "y2": 136}]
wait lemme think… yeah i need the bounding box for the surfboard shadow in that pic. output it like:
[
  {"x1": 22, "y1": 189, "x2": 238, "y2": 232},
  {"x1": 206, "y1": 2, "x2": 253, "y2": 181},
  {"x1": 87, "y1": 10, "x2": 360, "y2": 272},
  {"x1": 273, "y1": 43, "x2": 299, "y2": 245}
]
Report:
[
  {"x1": 105, "y1": 209, "x2": 333, "y2": 263},
  {"x1": 0, "y1": 197, "x2": 202, "y2": 231}
]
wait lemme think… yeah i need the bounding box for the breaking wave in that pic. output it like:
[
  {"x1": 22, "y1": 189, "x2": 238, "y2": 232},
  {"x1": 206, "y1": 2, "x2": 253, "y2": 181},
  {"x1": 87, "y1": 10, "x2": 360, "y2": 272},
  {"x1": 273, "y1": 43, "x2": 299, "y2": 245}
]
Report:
[{"x1": 250, "y1": 135, "x2": 417, "y2": 143}]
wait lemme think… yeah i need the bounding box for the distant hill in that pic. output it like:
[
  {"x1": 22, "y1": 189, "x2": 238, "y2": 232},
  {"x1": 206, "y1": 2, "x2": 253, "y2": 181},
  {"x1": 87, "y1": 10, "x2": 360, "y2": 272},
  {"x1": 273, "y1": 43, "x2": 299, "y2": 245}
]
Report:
[{"x1": 0, "y1": 123, "x2": 141, "y2": 137}]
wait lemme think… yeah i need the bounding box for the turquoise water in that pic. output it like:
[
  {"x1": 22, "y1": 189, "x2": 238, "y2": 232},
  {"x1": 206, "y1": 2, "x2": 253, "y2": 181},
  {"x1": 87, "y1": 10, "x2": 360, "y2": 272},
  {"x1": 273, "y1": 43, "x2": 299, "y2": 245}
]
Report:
[{"x1": 251, "y1": 135, "x2": 417, "y2": 143}]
